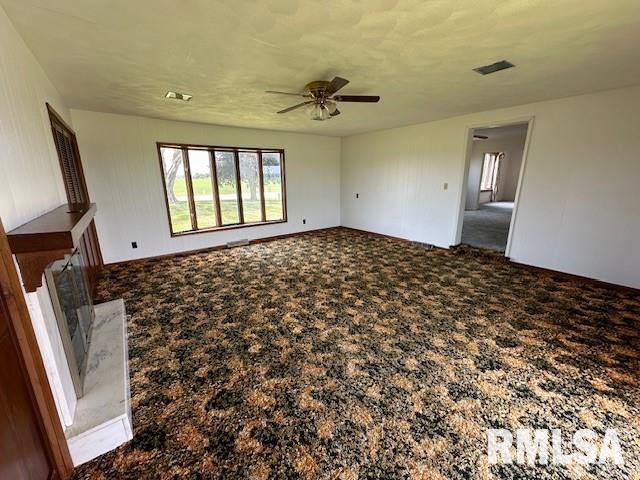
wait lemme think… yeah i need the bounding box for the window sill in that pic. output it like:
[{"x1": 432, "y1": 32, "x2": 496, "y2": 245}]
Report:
[{"x1": 170, "y1": 219, "x2": 287, "y2": 237}]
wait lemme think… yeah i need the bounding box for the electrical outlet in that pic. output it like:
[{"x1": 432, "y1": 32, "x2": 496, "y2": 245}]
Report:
[
  {"x1": 303, "y1": 219, "x2": 306, "y2": 225},
  {"x1": 443, "y1": 182, "x2": 448, "y2": 191},
  {"x1": 131, "y1": 241, "x2": 138, "y2": 249},
  {"x1": 356, "y1": 193, "x2": 359, "y2": 198}
]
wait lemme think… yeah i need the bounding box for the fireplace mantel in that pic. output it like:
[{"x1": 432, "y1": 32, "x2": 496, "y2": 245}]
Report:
[{"x1": 7, "y1": 203, "x2": 101, "y2": 292}]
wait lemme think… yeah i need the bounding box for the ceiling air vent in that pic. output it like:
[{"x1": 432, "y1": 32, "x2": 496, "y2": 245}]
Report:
[
  {"x1": 473, "y1": 60, "x2": 515, "y2": 75},
  {"x1": 165, "y1": 91, "x2": 193, "y2": 101}
]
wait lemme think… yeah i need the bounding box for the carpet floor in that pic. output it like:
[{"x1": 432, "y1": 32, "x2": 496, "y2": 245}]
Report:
[
  {"x1": 73, "y1": 228, "x2": 639, "y2": 480},
  {"x1": 461, "y1": 202, "x2": 514, "y2": 252}
]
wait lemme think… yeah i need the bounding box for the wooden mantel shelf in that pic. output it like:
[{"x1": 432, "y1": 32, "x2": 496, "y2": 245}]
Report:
[{"x1": 7, "y1": 204, "x2": 98, "y2": 292}]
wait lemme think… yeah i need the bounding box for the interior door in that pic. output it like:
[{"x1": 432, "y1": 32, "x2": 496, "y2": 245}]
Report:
[{"x1": 0, "y1": 294, "x2": 55, "y2": 479}]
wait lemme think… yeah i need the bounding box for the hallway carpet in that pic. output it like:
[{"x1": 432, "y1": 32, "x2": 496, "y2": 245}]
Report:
[
  {"x1": 73, "y1": 228, "x2": 639, "y2": 479},
  {"x1": 461, "y1": 201, "x2": 513, "y2": 252}
]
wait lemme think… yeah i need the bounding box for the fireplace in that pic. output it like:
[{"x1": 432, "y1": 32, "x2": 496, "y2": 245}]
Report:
[
  {"x1": 7, "y1": 204, "x2": 133, "y2": 466},
  {"x1": 7, "y1": 203, "x2": 102, "y2": 404},
  {"x1": 45, "y1": 248, "x2": 94, "y2": 397}
]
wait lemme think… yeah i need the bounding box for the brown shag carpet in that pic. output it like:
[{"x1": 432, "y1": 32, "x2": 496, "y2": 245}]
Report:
[{"x1": 73, "y1": 228, "x2": 639, "y2": 479}]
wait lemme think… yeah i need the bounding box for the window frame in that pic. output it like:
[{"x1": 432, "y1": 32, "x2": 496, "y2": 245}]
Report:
[
  {"x1": 480, "y1": 152, "x2": 501, "y2": 192},
  {"x1": 156, "y1": 142, "x2": 287, "y2": 236}
]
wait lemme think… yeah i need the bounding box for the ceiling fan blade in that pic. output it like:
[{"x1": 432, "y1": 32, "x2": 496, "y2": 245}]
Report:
[
  {"x1": 266, "y1": 90, "x2": 308, "y2": 97},
  {"x1": 329, "y1": 108, "x2": 341, "y2": 117},
  {"x1": 333, "y1": 95, "x2": 380, "y2": 103},
  {"x1": 326, "y1": 76, "x2": 349, "y2": 95},
  {"x1": 277, "y1": 102, "x2": 311, "y2": 114}
]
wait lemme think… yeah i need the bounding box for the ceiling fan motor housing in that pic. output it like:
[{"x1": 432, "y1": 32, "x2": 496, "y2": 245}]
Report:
[{"x1": 305, "y1": 81, "x2": 332, "y2": 99}]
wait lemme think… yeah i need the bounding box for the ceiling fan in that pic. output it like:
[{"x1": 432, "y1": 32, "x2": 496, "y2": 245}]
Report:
[{"x1": 266, "y1": 76, "x2": 380, "y2": 121}]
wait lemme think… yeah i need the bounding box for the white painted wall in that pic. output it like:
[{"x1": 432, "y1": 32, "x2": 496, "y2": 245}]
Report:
[
  {"x1": 500, "y1": 139, "x2": 525, "y2": 202},
  {"x1": 0, "y1": 5, "x2": 77, "y2": 426},
  {"x1": 342, "y1": 85, "x2": 640, "y2": 288},
  {"x1": 466, "y1": 132, "x2": 527, "y2": 210},
  {"x1": 70, "y1": 110, "x2": 341, "y2": 263},
  {"x1": 0, "y1": 9, "x2": 69, "y2": 230}
]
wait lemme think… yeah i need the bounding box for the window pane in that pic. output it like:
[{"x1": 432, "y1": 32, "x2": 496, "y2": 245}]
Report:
[
  {"x1": 480, "y1": 153, "x2": 494, "y2": 191},
  {"x1": 215, "y1": 151, "x2": 240, "y2": 225},
  {"x1": 262, "y1": 152, "x2": 284, "y2": 221},
  {"x1": 161, "y1": 147, "x2": 191, "y2": 232},
  {"x1": 188, "y1": 149, "x2": 217, "y2": 229},
  {"x1": 239, "y1": 152, "x2": 261, "y2": 222}
]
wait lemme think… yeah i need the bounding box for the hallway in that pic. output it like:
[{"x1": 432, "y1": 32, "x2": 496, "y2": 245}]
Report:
[{"x1": 460, "y1": 201, "x2": 513, "y2": 252}]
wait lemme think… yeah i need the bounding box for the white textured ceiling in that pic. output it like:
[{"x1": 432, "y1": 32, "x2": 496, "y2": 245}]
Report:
[{"x1": 3, "y1": 0, "x2": 640, "y2": 136}]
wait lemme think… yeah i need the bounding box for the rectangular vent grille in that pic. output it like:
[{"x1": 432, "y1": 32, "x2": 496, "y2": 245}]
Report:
[
  {"x1": 165, "y1": 91, "x2": 193, "y2": 101},
  {"x1": 411, "y1": 241, "x2": 434, "y2": 250},
  {"x1": 473, "y1": 60, "x2": 515, "y2": 75},
  {"x1": 226, "y1": 239, "x2": 249, "y2": 248}
]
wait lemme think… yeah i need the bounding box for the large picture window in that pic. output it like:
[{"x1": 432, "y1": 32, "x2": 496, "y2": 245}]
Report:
[{"x1": 157, "y1": 143, "x2": 286, "y2": 235}]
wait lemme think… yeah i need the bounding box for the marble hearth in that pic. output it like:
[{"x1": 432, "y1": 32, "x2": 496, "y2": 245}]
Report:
[{"x1": 65, "y1": 299, "x2": 132, "y2": 466}]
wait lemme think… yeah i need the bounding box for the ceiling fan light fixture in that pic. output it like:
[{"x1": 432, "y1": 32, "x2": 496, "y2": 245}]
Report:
[
  {"x1": 309, "y1": 104, "x2": 329, "y2": 121},
  {"x1": 321, "y1": 105, "x2": 330, "y2": 121},
  {"x1": 325, "y1": 100, "x2": 338, "y2": 114}
]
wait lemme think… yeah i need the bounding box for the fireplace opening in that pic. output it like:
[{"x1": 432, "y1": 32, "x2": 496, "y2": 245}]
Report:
[{"x1": 45, "y1": 247, "x2": 94, "y2": 398}]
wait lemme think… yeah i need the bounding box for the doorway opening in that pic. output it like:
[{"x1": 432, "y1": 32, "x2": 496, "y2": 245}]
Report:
[{"x1": 457, "y1": 120, "x2": 531, "y2": 254}]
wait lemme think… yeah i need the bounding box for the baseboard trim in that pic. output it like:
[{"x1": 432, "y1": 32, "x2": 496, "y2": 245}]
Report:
[
  {"x1": 340, "y1": 226, "x2": 449, "y2": 251},
  {"x1": 106, "y1": 227, "x2": 341, "y2": 268},
  {"x1": 344, "y1": 227, "x2": 638, "y2": 293},
  {"x1": 507, "y1": 260, "x2": 639, "y2": 294},
  {"x1": 107, "y1": 225, "x2": 638, "y2": 293}
]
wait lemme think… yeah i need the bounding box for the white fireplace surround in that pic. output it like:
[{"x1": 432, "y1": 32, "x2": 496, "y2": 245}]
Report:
[
  {"x1": 26, "y1": 284, "x2": 77, "y2": 426},
  {"x1": 22, "y1": 268, "x2": 132, "y2": 466}
]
